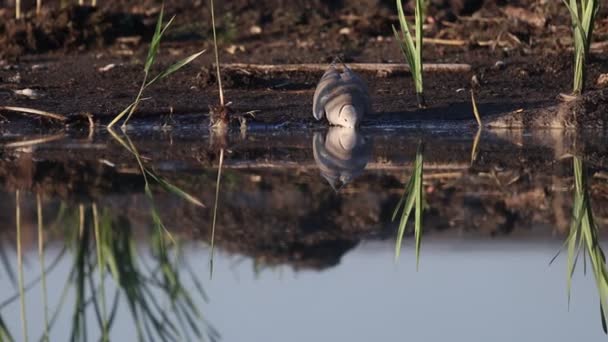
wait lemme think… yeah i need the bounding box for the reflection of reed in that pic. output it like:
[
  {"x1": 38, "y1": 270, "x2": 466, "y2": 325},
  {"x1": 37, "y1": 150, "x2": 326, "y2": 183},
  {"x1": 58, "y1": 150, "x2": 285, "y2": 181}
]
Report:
[
  {"x1": 16, "y1": 190, "x2": 29, "y2": 342},
  {"x1": 393, "y1": 142, "x2": 425, "y2": 269},
  {"x1": 210, "y1": 148, "x2": 224, "y2": 279},
  {"x1": 553, "y1": 156, "x2": 608, "y2": 334},
  {"x1": 37, "y1": 194, "x2": 50, "y2": 342},
  {"x1": 58, "y1": 203, "x2": 216, "y2": 340},
  {"x1": 1, "y1": 127, "x2": 216, "y2": 339}
]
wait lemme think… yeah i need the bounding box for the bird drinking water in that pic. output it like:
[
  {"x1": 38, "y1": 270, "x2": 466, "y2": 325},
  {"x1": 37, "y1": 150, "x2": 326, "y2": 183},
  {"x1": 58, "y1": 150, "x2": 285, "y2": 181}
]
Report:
[{"x1": 313, "y1": 62, "x2": 371, "y2": 128}]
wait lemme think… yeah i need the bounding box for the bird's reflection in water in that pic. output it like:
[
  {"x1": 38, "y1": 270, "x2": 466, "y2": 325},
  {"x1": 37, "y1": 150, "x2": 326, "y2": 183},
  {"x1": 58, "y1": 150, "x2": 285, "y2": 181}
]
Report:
[{"x1": 313, "y1": 127, "x2": 372, "y2": 191}]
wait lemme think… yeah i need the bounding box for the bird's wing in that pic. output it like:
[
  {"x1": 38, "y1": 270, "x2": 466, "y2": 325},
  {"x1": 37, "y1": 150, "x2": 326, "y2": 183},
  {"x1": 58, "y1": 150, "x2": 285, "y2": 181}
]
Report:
[
  {"x1": 313, "y1": 65, "x2": 341, "y2": 120},
  {"x1": 340, "y1": 66, "x2": 372, "y2": 114}
]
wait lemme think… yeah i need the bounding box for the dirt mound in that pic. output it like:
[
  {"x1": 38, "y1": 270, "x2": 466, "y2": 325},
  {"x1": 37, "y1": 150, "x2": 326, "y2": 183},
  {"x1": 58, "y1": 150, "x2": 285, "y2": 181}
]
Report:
[
  {"x1": 487, "y1": 89, "x2": 608, "y2": 129},
  {"x1": 0, "y1": 5, "x2": 146, "y2": 59}
]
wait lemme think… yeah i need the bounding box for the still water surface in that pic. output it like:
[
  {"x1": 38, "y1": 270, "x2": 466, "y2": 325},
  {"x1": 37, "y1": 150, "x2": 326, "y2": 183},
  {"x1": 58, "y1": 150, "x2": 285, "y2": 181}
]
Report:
[
  {"x1": 0, "y1": 126, "x2": 606, "y2": 341},
  {"x1": 1, "y1": 241, "x2": 606, "y2": 341}
]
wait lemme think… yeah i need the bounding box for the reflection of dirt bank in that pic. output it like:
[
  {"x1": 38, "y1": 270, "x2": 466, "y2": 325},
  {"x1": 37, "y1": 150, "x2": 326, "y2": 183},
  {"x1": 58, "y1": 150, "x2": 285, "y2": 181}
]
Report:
[{"x1": 0, "y1": 131, "x2": 606, "y2": 269}]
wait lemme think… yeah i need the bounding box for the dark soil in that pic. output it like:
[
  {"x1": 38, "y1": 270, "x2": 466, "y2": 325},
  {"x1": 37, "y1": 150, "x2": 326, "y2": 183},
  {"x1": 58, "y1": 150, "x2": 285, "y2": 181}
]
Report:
[{"x1": 0, "y1": 0, "x2": 606, "y2": 127}]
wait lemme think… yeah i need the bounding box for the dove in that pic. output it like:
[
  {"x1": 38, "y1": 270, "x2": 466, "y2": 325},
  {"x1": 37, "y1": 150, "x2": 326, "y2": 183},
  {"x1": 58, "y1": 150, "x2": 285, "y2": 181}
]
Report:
[
  {"x1": 312, "y1": 127, "x2": 372, "y2": 191},
  {"x1": 313, "y1": 62, "x2": 371, "y2": 128}
]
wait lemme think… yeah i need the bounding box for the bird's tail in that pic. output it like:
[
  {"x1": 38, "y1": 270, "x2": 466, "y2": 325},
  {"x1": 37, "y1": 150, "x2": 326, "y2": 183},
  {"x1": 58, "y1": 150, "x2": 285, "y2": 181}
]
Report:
[{"x1": 330, "y1": 56, "x2": 350, "y2": 71}]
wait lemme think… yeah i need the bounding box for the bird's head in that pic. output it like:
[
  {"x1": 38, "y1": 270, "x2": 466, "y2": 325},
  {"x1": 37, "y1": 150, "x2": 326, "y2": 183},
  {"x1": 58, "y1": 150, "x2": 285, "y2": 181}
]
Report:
[{"x1": 338, "y1": 104, "x2": 360, "y2": 128}]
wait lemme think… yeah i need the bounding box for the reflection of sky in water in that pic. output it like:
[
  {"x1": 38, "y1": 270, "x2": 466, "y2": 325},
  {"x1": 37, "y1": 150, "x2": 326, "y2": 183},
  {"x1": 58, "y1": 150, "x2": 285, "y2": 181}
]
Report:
[{"x1": 1, "y1": 240, "x2": 607, "y2": 341}]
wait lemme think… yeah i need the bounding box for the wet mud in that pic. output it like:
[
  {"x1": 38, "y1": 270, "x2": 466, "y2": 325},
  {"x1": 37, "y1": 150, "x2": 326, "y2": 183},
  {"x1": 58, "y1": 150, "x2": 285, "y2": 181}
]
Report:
[{"x1": 0, "y1": 0, "x2": 606, "y2": 127}]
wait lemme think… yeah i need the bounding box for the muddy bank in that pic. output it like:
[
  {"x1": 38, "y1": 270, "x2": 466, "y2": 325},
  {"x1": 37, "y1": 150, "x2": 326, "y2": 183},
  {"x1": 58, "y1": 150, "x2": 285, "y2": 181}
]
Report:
[{"x1": 0, "y1": 0, "x2": 607, "y2": 127}]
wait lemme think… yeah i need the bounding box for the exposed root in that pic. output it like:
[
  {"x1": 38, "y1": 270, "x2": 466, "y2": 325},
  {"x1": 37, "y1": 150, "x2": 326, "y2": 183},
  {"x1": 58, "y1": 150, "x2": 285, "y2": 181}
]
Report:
[
  {"x1": 208, "y1": 102, "x2": 256, "y2": 132},
  {"x1": 219, "y1": 62, "x2": 472, "y2": 77},
  {"x1": 208, "y1": 102, "x2": 233, "y2": 130}
]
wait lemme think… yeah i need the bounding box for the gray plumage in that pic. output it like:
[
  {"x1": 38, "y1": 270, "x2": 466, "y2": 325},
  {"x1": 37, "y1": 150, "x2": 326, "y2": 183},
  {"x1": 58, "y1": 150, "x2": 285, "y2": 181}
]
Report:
[
  {"x1": 313, "y1": 63, "x2": 371, "y2": 128},
  {"x1": 312, "y1": 127, "x2": 372, "y2": 191}
]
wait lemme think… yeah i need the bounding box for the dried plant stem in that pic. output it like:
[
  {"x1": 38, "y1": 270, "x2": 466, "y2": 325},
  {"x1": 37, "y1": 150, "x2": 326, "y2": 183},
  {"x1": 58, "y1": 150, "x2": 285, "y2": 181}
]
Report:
[
  {"x1": 470, "y1": 128, "x2": 482, "y2": 165},
  {"x1": 120, "y1": 76, "x2": 148, "y2": 129},
  {"x1": 36, "y1": 0, "x2": 41, "y2": 15},
  {"x1": 0, "y1": 106, "x2": 67, "y2": 121},
  {"x1": 4, "y1": 133, "x2": 66, "y2": 148},
  {"x1": 16, "y1": 0, "x2": 21, "y2": 19},
  {"x1": 79, "y1": 204, "x2": 85, "y2": 237},
  {"x1": 470, "y1": 89, "x2": 482, "y2": 127},
  {"x1": 210, "y1": 0, "x2": 224, "y2": 106},
  {"x1": 425, "y1": 37, "x2": 467, "y2": 46}
]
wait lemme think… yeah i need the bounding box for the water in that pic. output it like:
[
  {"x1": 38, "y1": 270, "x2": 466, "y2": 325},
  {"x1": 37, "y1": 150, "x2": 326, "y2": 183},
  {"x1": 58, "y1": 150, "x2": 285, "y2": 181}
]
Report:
[{"x1": 0, "y1": 126, "x2": 607, "y2": 341}]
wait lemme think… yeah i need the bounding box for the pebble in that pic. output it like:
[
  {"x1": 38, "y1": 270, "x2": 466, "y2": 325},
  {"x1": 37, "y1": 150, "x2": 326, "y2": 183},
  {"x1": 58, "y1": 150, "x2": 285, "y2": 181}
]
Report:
[
  {"x1": 339, "y1": 27, "x2": 351, "y2": 35},
  {"x1": 14, "y1": 88, "x2": 41, "y2": 99},
  {"x1": 225, "y1": 45, "x2": 245, "y2": 55},
  {"x1": 8, "y1": 73, "x2": 21, "y2": 83},
  {"x1": 249, "y1": 25, "x2": 262, "y2": 35},
  {"x1": 492, "y1": 60, "x2": 506, "y2": 70},
  {"x1": 597, "y1": 74, "x2": 608, "y2": 88},
  {"x1": 98, "y1": 63, "x2": 116, "y2": 73}
]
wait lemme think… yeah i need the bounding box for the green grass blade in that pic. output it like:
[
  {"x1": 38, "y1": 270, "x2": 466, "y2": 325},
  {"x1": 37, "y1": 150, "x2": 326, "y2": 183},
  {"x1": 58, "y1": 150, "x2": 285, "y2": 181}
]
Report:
[
  {"x1": 393, "y1": 142, "x2": 425, "y2": 263},
  {"x1": 107, "y1": 101, "x2": 136, "y2": 129},
  {"x1": 391, "y1": 175, "x2": 415, "y2": 221},
  {"x1": 0, "y1": 316, "x2": 13, "y2": 342},
  {"x1": 414, "y1": 144, "x2": 424, "y2": 269},
  {"x1": 145, "y1": 171, "x2": 205, "y2": 207},
  {"x1": 145, "y1": 9, "x2": 176, "y2": 74},
  {"x1": 413, "y1": 0, "x2": 424, "y2": 92},
  {"x1": 147, "y1": 50, "x2": 206, "y2": 87},
  {"x1": 394, "y1": 0, "x2": 417, "y2": 71},
  {"x1": 394, "y1": 189, "x2": 416, "y2": 261}
]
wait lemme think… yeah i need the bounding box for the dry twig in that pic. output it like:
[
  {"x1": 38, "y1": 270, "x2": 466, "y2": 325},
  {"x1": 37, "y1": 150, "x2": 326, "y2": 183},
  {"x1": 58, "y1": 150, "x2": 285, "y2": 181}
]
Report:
[{"x1": 0, "y1": 106, "x2": 67, "y2": 122}]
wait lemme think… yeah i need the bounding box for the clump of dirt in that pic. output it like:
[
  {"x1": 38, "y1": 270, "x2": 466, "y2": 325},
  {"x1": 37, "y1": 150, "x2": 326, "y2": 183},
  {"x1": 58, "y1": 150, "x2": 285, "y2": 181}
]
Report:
[{"x1": 0, "y1": 5, "x2": 147, "y2": 59}]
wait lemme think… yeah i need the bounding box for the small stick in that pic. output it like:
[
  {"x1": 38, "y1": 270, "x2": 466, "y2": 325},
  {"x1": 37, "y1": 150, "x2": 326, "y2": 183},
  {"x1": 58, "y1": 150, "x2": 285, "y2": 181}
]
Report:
[
  {"x1": 0, "y1": 106, "x2": 68, "y2": 121},
  {"x1": 16, "y1": 0, "x2": 21, "y2": 19},
  {"x1": 470, "y1": 89, "x2": 482, "y2": 127},
  {"x1": 425, "y1": 38, "x2": 468, "y2": 46},
  {"x1": 219, "y1": 63, "x2": 472, "y2": 75},
  {"x1": 36, "y1": 0, "x2": 41, "y2": 16},
  {"x1": 4, "y1": 133, "x2": 66, "y2": 148}
]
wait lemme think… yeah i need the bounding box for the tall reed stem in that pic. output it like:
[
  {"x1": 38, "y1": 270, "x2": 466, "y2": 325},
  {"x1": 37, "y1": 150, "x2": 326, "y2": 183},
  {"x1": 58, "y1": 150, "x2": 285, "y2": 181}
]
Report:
[
  {"x1": 210, "y1": 0, "x2": 224, "y2": 106},
  {"x1": 15, "y1": 0, "x2": 21, "y2": 19}
]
